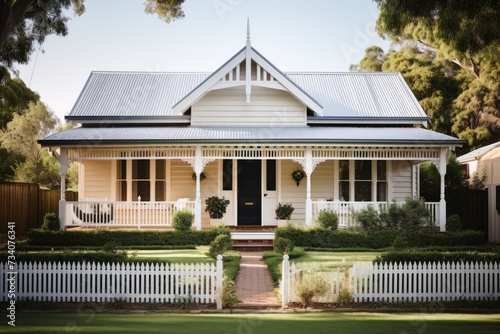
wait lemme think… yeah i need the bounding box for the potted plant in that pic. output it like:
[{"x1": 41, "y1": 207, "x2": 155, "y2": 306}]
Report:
[
  {"x1": 275, "y1": 203, "x2": 294, "y2": 227},
  {"x1": 205, "y1": 196, "x2": 230, "y2": 226}
]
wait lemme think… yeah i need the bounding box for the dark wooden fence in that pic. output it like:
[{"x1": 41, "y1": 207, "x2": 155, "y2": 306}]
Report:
[
  {"x1": 0, "y1": 183, "x2": 77, "y2": 236},
  {"x1": 448, "y1": 189, "x2": 488, "y2": 237}
]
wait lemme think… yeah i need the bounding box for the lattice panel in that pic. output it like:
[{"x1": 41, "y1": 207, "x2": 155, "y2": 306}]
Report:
[
  {"x1": 68, "y1": 147, "x2": 196, "y2": 160},
  {"x1": 67, "y1": 145, "x2": 442, "y2": 162},
  {"x1": 312, "y1": 148, "x2": 441, "y2": 160},
  {"x1": 202, "y1": 147, "x2": 305, "y2": 160}
]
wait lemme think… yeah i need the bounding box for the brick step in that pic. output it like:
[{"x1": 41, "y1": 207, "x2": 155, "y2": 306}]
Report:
[{"x1": 232, "y1": 238, "x2": 273, "y2": 252}]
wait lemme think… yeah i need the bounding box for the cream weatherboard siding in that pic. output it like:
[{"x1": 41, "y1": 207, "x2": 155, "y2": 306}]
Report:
[
  {"x1": 280, "y1": 160, "x2": 307, "y2": 225},
  {"x1": 191, "y1": 86, "x2": 306, "y2": 126},
  {"x1": 390, "y1": 161, "x2": 413, "y2": 201},
  {"x1": 80, "y1": 160, "x2": 113, "y2": 201}
]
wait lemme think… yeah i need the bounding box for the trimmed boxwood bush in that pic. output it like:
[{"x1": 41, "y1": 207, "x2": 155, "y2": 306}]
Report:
[
  {"x1": 41, "y1": 212, "x2": 60, "y2": 231},
  {"x1": 315, "y1": 210, "x2": 339, "y2": 230},
  {"x1": 27, "y1": 229, "x2": 230, "y2": 247},
  {"x1": 172, "y1": 210, "x2": 193, "y2": 231},
  {"x1": 375, "y1": 251, "x2": 500, "y2": 264}
]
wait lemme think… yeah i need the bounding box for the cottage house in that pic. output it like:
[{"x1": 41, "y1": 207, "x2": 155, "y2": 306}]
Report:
[
  {"x1": 457, "y1": 142, "x2": 500, "y2": 242},
  {"x1": 40, "y1": 31, "x2": 463, "y2": 232}
]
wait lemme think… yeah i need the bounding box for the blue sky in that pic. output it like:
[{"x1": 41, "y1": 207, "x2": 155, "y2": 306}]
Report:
[{"x1": 16, "y1": 0, "x2": 391, "y2": 121}]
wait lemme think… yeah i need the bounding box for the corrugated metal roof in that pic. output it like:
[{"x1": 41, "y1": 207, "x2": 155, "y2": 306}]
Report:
[
  {"x1": 286, "y1": 72, "x2": 426, "y2": 118},
  {"x1": 41, "y1": 126, "x2": 462, "y2": 146},
  {"x1": 70, "y1": 72, "x2": 211, "y2": 117},
  {"x1": 457, "y1": 141, "x2": 500, "y2": 163},
  {"x1": 68, "y1": 71, "x2": 428, "y2": 120}
]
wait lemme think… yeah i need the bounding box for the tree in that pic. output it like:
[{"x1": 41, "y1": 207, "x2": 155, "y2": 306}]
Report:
[
  {"x1": 0, "y1": 0, "x2": 185, "y2": 70},
  {"x1": 1, "y1": 101, "x2": 60, "y2": 188},
  {"x1": 0, "y1": 66, "x2": 39, "y2": 128},
  {"x1": 372, "y1": 0, "x2": 500, "y2": 152},
  {"x1": 354, "y1": 44, "x2": 460, "y2": 136}
]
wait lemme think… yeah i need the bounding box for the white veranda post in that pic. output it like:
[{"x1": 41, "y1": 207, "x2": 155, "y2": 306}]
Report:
[
  {"x1": 58, "y1": 149, "x2": 68, "y2": 230},
  {"x1": 194, "y1": 146, "x2": 203, "y2": 231},
  {"x1": 438, "y1": 147, "x2": 448, "y2": 232}
]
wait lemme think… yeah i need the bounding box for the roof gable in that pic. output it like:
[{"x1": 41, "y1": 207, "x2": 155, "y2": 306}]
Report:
[{"x1": 172, "y1": 46, "x2": 324, "y2": 116}]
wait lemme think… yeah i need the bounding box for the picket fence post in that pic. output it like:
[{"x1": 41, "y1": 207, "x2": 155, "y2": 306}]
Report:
[
  {"x1": 216, "y1": 254, "x2": 223, "y2": 310},
  {"x1": 282, "y1": 254, "x2": 289, "y2": 308}
]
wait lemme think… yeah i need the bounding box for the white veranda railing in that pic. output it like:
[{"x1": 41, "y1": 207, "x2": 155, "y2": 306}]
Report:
[
  {"x1": 312, "y1": 201, "x2": 440, "y2": 227},
  {"x1": 64, "y1": 199, "x2": 195, "y2": 229}
]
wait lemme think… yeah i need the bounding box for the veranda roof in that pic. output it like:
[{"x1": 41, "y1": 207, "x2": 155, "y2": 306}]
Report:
[{"x1": 40, "y1": 126, "x2": 462, "y2": 146}]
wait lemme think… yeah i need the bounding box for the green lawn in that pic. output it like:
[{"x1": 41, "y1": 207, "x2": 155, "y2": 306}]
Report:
[
  {"x1": 6, "y1": 312, "x2": 499, "y2": 333},
  {"x1": 290, "y1": 251, "x2": 382, "y2": 272},
  {"x1": 127, "y1": 246, "x2": 241, "y2": 279},
  {"x1": 127, "y1": 247, "x2": 213, "y2": 263}
]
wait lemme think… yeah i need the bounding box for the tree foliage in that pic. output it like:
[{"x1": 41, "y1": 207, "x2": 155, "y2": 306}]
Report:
[
  {"x1": 353, "y1": 1, "x2": 500, "y2": 152},
  {"x1": 0, "y1": 101, "x2": 60, "y2": 188}
]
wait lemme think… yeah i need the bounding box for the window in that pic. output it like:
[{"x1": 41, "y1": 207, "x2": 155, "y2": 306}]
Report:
[
  {"x1": 377, "y1": 161, "x2": 387, "y2": 201},
  {"x1": 116, "y1": 159, "x2": 167, "y2": 201},
  {"x1": 132, "y1": 160, "x2": 150, "y2": 201},
  {"x1": 116, "y1": 160, "x2": 127, "y2": 201},
  {"x1": 266, "y1": 160, "x2": 276, "y2": 191},
  {"x1": 354, "y1": 161, "x2": 371, "y2": 201},
  {"x1": 339, "y1": 160, "x2": 349, "y2": 201},
  {"x1": 338, "y1": 160, "x2": 388, "y2": 202},
  {"x1": 155, "y1": 160, "x2": 166, "y2": 201},
  {"x1": 222, "y1": 159, "x2": 233, "y2": 191}
]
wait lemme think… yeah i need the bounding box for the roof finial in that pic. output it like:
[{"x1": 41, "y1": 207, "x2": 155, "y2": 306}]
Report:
[{"x1": 246, "y1": 18, "x2": 251, "y2": 45}]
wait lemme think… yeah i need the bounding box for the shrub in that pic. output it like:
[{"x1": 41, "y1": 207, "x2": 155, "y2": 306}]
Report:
[
  {"x1": 273, "y1": 237, "x2": 294, "y2": 255},
  {"x1": 275, "y1": 203, "x2": 294, "y2": 220},
  {"x1": 221, "y1": 273, "x2": 241, "y2": 308},
  {"x1": 292, "y1": 273, "x2": 329, "y2": 308},
  {"x1": 446, "y1": 214, "x2": 462, "y2": 231},
  {"x1": 41, "y1": 212, "x2": 59, "y2": 231},
  {"x1": 172, "y1": 210, "x2": 193, "y2": 231},
  {"x1": 355, "y1": 205, "x2": 382, "y2": 230},
  {"x1": 208, "y1": 234, "x2": 232, "y2": 259},
  {"x1": 356, "y1": 198, "x2": 432, "y2": 231},
  {"x1": 315, "y1": 210, "x2": 339, "y2": 230}
]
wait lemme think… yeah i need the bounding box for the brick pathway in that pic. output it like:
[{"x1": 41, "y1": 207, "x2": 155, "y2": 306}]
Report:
[{"x1": 234, "y1": 252, "x2": 280, "y2": 306}]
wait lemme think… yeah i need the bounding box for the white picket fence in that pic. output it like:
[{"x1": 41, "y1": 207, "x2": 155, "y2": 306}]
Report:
[
  {"x1": 282, "y1": 257, "x2": 500, "y2": 307},
  {"x1": 351, "y1": 261, "x2": 500, "y2": 303},
  {"x1": 1, "y1": 256, "x2": 223, "y2": 309},
  {"x1": 281, "y1": 255, "x2": 342, "y2": 307}
]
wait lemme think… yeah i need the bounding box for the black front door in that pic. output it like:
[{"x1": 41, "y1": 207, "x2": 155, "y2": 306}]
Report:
[{"x1": 237, "y1": 160, "x2": 262, "y2": 225}]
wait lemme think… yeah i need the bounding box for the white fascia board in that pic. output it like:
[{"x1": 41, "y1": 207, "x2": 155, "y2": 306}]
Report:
[
  {"x1": 250, "y1": 48, "x2": 324, "y2": 116},
  {"x1": 172, "y1": 50, "x2": 246, "y2": 114}
]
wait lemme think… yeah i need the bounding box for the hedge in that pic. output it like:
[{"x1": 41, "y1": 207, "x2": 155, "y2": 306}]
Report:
[
  {"x1": 27, "y1": 229, "x2": 229, "y2": 247},
  {"x1": 392, "y1": 230, "x2": 486, "y2": 248},
  {"x1": 276, "y1": 228, "x2": 399, "y2": 249},
  {"x1": 376, "y1": 251, "x2": 500, "y2": 264},
  {"x1": 0, "y1": 251, "x2": 128, "y2": 264},
  {"x1": 276, "y1": 227, "x2": 486, "y2": 249}
]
